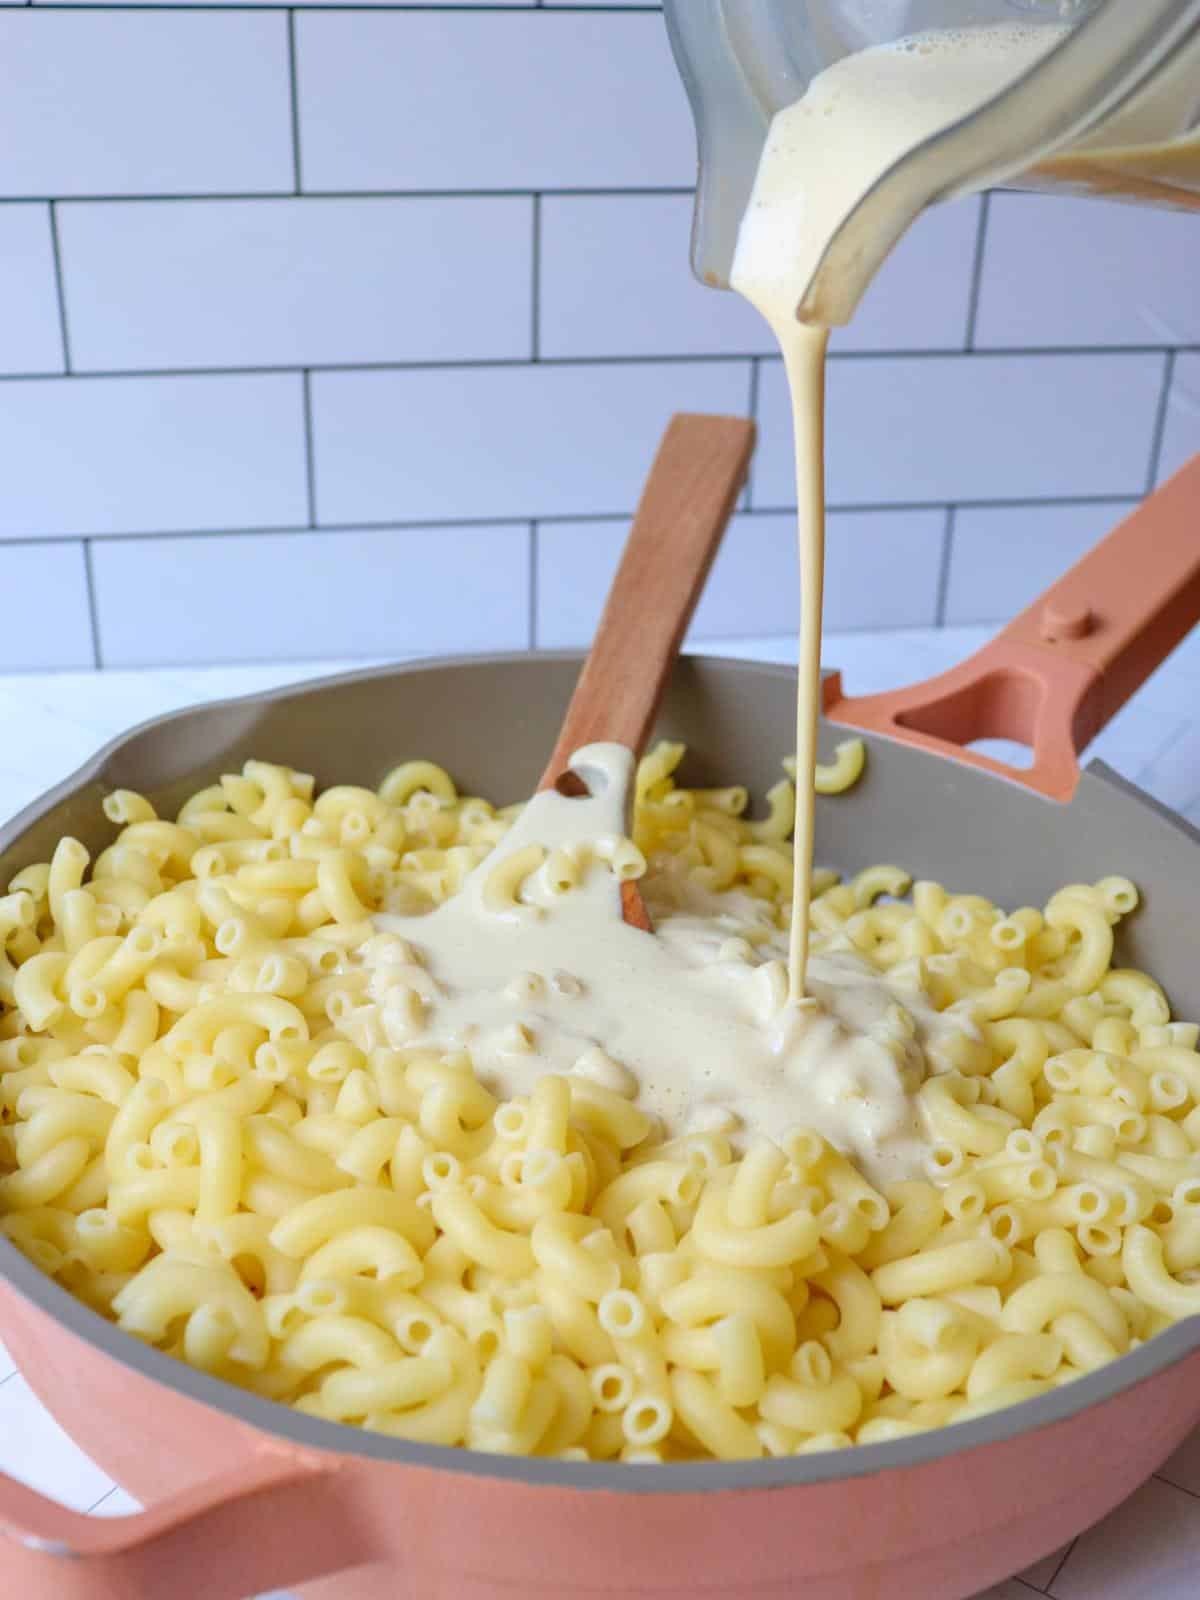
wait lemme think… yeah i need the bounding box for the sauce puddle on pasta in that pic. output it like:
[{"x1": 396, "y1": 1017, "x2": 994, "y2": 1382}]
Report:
[{"x1": 367, "y1": 742, "x2": 971, "y2": 1186}]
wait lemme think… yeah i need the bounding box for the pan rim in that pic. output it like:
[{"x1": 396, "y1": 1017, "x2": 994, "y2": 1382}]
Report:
[{"x1": 2, "y1": 649, "x2": 1198, "y2": 1496}]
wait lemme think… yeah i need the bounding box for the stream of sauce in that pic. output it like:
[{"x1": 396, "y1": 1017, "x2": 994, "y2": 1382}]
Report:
[
  {"x1": 729, "y1": 23, "x2": 1067, "y2": 1002},
  {"x1": 730, "y1": 20, "x2": 1200, "y2": 1006},
  {"x1": 361, "y1": 21, "x2": 1200, "y2": 1179}
]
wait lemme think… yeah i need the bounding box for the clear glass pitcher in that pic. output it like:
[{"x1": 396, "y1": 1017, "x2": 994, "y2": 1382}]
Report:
[{"x1": 664, "y1": 0, "x2": 1200, "y2": 323}]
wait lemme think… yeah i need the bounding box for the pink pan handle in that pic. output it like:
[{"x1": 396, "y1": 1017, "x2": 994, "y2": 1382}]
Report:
[
  {"x1": 824, "y1": 453, "x2": 1200, "y2": 801},
  {"x1": 0, "y1": 1445, "x2": 362, "y2": 1599}
]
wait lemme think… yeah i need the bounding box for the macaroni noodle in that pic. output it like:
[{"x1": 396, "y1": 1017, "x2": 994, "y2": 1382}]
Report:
[{"x1": 1, "y1": 745, "x2": 1196, "y2": 1462}]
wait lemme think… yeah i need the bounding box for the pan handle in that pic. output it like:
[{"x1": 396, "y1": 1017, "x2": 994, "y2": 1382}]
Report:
[
  {"x1": 824, "y1": 453, "x2": 1200, "y2": 801},
  {"x1": 0, "y1": 1445, "x2": 366, "y2": 1599}
]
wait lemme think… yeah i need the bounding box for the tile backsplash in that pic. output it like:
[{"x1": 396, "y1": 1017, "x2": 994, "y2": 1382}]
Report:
[{"x1": 0, "y1": 2, "x2": 1196, "y2": 672}]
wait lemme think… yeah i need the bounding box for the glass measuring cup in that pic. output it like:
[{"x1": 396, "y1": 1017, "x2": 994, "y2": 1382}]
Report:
[{"x1": 664, "y1": 0, "x2": 1200, "y2": 324}]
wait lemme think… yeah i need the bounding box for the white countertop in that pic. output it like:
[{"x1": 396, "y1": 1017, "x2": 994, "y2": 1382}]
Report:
[{"x1": 2, "y1": 625, "x2": 1200, "y2": 1600}]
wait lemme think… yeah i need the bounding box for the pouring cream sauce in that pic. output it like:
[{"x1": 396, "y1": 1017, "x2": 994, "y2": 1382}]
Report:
[
  {"x1": 360, "y1": 25, "x2": 1095, "y2": 1182},
  {"x1": 729, "y1": 23, "x2": 1067, "y2": 1001}
]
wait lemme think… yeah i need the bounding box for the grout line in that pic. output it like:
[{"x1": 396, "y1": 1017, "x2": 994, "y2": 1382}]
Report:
[
  {"x1": 821, "y1": 343, "x2": 1194, "y2": 362},
  {"x1": 47, "y1": 202, "x2": 73, "y2": 374},
  {"x1": 0, "y1": 355, "x2": 750, "y2": 383},
  {"x1": 934, "y1": 505, "x2": 956, "y2": 626},
  {"x1": 528, "y1": 521, "x2": 539, "y2": 649},
  {"x1": 3, "y1": 187, "x2": 695, "y2": 205},
  {"x1": 0, "y1": 1370, "x2": 16, "y2": 1388},
  {"x1": 745, "y1": 492, "x2": 1139, "y2": 516},
  {"x1": 964, "y1": 193, "x2": 991, "y2": 351},
  {"x1": 0, "y1": 495, "x2": 1143, "y2": 550},
  {"x1": 745, "y1": 357, "x2": 762, "y2": 510},
  {"x1": 1144, "y1": 348, "x2": 1177, "y2": 492},
  {"x1": 82, "y1": 540, "x2": 103, "y2": 669},
  {"x1": 287, "y1": 10, "x2": 304, "y2": 195},
  {"x1": 1044, "y1": 1537, "x2": 1079, "y2": 1596},
  {"x1": 0, "y1": 346, "x2": 1189, "y2": 387},
  {"x1": 302, "y1": 369, "x2": 318, "y2": 527},
  {"x1": 530, "y1": 194, "x2": 541, "y2": 361},
  {"x1": 86, "y1": 1485, "x2": 119, "y2": 1516}
]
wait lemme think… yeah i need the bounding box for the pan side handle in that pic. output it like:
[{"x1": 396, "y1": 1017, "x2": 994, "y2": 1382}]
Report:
[
  {"x1": 0, "y1": 1446, "x2": 366, "y2": 1599},
  {"x1": 824, "y1": 453, "x2": 1200, "y2": 801}
]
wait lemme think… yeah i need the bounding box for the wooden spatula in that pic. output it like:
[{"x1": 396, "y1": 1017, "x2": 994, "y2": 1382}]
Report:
[{"x1": 538, "y1": 412, "x2": 757, "y2": 930}]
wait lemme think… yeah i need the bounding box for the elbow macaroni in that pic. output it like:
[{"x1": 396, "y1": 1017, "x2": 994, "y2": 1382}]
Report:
[{"x1": 0, "y1": 745, "x2": 1196, "y2": 1461}]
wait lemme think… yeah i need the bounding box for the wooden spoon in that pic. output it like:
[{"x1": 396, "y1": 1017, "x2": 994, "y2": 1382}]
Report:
[{"x1": 538, "y1": 412, "x2": 757, "y2": 930}]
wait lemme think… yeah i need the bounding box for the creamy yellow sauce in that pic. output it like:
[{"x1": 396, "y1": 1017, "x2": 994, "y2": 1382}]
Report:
[
  {"x1": 729, "y1": 22, "x2": 1067, "y2": 1006},
  {"x1": 364, "y1": 743, "x2": 971, "y2": 1185}
]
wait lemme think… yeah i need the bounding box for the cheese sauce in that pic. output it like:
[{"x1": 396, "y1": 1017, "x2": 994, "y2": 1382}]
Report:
[
  {"x1": 729, "y1": 23, "x2": 1066, "y2": 1003},
  {"x1": 368, "y1": 743, "x2": 972, "y2": 1186}
]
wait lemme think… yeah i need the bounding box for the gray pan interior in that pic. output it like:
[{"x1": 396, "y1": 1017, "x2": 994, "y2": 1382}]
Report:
[{"x1": 1, "y1": 651, "x2": 1199, "y2": 1493}]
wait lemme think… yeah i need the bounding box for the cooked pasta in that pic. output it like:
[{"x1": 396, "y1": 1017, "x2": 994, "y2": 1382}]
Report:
[{"x1": 0, "y1": 743, "x2": 1196, "y2": 1462}]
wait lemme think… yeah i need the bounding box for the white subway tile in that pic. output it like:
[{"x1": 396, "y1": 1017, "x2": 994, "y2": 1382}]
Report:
[
  {"x1": 0, "y1": 205, "x2": 63, "y2": 375},
  {"x1": 93, "y1": 524, "x2": 530, "y2": 667},
  {"x1": 1132, "y1": 718, "x2": 1200, "y2": 814},
  {"x1": 310, "y1": 361, "x2": 750, "y2": 525},
  {"x1": 1051, "y1": 1478, "x2": 1200, "y2": 1599},
  {"x1": 59, "y1": 198, "x2": 533, "y2": 372},
  {"x1": 1155, "y1": 352, "x2": 1200, "y2": 485},
  {"x1": 976, "y1": 194, "x2": 1200, "y2": 349},
  {"x1": 540, "y1": 195, "x2": 769, "y2": 360},
  {"x1": 833, "y1": 197, "x2": 979, "y2": 353},
  {"x1": 0, "y1": 375, "x2": 308, "y2": 538},
  {"x1": 536, "y1": 507, "x2": 942, "y2": 646},
  {"x1": 295, "y1": 12, "x2": 694, "y2": 192},
  {"x1": 944, "y1": 499, "x2": 1136, "y2": 626},
  {"x1": 754, "y1": 352, "x2": 1164, "y2": 507},
  {"x1": 0, "y1": 544, "x2": 93, "y2": 670},
  {"x1": 0, "y1": 13, "x2": 293, "y2": 198},
  {"x1": 534, "y1": 521, "x2": 618, "y2": 647},
  {"x1": 823, "y1": 509, "x2": 945, "y2": 630},
  {"x1": 0, "y1": 1375, "x2": 113, "y2": 1512}
]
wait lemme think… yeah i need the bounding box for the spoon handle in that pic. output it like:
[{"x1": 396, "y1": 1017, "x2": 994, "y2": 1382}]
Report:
[{"x1": 539, "y1": 412, "x2": 757, "y2": 791}]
